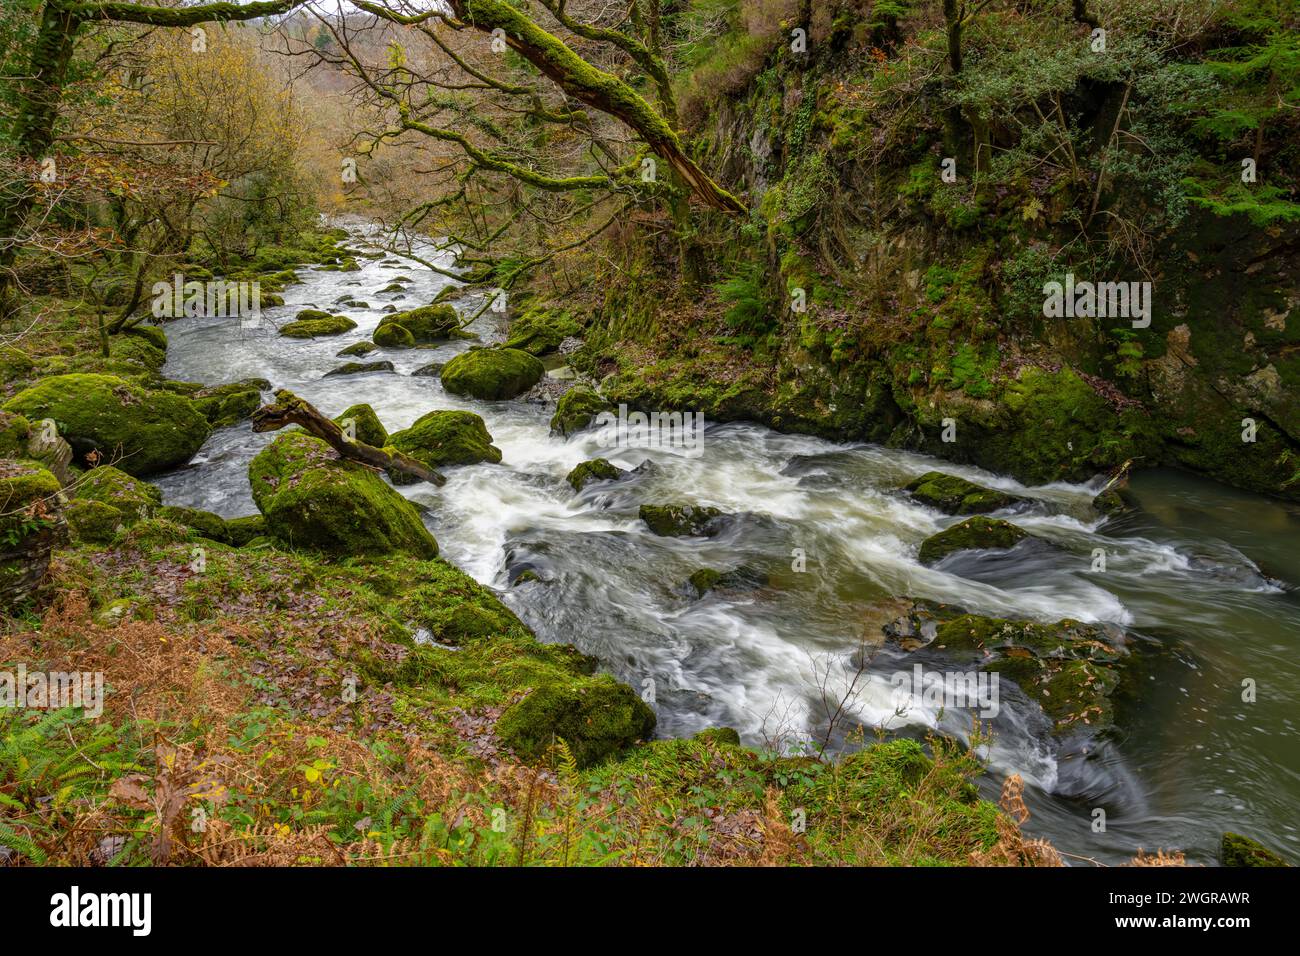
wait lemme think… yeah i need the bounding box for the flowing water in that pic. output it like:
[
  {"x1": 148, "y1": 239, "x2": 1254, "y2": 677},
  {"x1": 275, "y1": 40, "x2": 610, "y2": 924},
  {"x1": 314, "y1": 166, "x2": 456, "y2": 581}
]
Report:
[{"x1": 154, "y1": 222, "x2": 1300, "y2": 865}]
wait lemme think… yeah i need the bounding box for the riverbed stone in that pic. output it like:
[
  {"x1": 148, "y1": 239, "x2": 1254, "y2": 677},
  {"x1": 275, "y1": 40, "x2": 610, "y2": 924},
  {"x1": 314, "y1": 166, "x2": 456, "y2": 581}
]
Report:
[
  {"x1": 550, "y1": 385, "x2": 611, "y2": 438},
  {"x1": 372, "y1": 322, "x2": 415, "y2": 348},
  {"x1": 334, "y1": 403, "x2": 388, "y2": 448},
  {"x1": 917, "y1": 516, "x2": 1029, "y2": 565},
  {"x1": 687, "y1": 565, "x2": 769, "y2": 597},
  {"x1": 386, "y1": 410, "x2": 502, "y2": 479},
  {"x1": 324, "y1": 360, "x2": 395, "y2": 377},
  {"x1": 505, "y1": 307, "x2": 581, "y2": 356},
  {"x1": 378, "y1": 304, "x2": 463, "y2": 343},
  {"x1": 441, "y1": 347, "x2": 545, "y2": 400},
  {"x1": 639, "y1": 503, "x2": 725, "y2": 537},
  {"x1": 4, "y1": 374, "x2": 209, "y2": 476},
  {"x1": 279, "y1": 314, "x2": 357, "y2": 338},
  {"x1": 248, "y1": 432, "x2": 437, "y2": 558},
  {"x1": 192, "y1": 380, "x2": 266, "y2": 428},
  {"x1": 337, "y1": 341, "x2": 377, "y2": 358},
  {"x1": 566, "y1": 457, "x2": 622, "y2": 491},
  {"x1": 903, "y1": 471, "x2": 1026, "y2": 515}
]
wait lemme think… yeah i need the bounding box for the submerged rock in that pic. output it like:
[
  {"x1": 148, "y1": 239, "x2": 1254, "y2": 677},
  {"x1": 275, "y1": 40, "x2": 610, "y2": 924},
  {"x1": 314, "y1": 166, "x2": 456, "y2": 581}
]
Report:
[
  {"x1": 550, "y1": 385, "x2": 611, "y2": 438},
  {"x1": 441, "y1": 347, "x2": 544, "y2": 400},
  {"x1": 248, "y1": 432, "x2": 437, "y2": 558},
  {"x1": 1220, "y1": 832, "x2": 1290, "y2": 867},
  {"x1": 566, "y1": 457, "x2": 622, "y2": 491},
  {"x1": 333, "y1": 403, "x2": 388, "y2": 448},
  {"x1": 639, "y1": 503, "x2": 725, "y2": 537},
  {"x1": 4, "y1": 373, "x2": 209, "y2": 476},
  {"x1": 687, "y1": 565, "x2": 769, "y2": 597},
  {"x1": 495, "y1": 674, "x2": 656, "y2": 768},
  {"x1": 917, "y1": 516, "x2": 1029, "y2": 565},
  {"x1": 386, "y1": 409, "x2": 502, "y2": 479},
  {"x1": 903, "y1": 471, "x2": 1026, "y2": 515}
]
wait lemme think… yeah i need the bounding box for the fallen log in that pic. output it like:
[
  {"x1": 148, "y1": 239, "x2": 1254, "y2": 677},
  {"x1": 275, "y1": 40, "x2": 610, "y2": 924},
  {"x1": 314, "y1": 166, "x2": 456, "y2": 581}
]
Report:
[{"x1": 251, "y1": 389, "x2": 447, "y2": 487}]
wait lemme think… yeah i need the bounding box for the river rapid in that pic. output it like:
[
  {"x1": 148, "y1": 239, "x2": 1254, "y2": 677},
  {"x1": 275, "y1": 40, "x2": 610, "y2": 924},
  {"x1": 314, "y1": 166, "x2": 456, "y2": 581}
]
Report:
[{"x1": 153, "y1": 222, "x2": 1300, "y2": 866}]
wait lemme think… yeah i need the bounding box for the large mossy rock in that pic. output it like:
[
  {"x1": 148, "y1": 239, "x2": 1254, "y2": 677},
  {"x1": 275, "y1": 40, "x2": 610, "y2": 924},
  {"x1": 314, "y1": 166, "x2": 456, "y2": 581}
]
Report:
[
  {"x1": 440, "y1": 347, "x2": 544, "y2": 400},
  {"x1": 495, "y1": 674, "x2": 656, "y2": 768},
  {"x1": 191, "y1": 380, "x2": 266, "y2": 429},
  {"x1": 72, "y1": 465, "x2": 162, "y2": 524},
  {"x1": 372, "y1": 322, "x2": 415, "y2": 348},
  {"x1": 1220, "y1": 832, "x2": 1290, "y2": 867},
  {"x1": 566, "y1": 457, "x2": 622, "y2": 491},
  {"x1": 0, "y1": 462, "x2": 66, "y2": 610},
  {"x1": 639, "y1": 503, "x2": 724, "y2": 537},
  {"x1": 917, "y1": 516, "x2": 1029, "y2": 565},
  {"x1": 903, "y1": 471, "x2": 1026, "y2": 515},
  {"x1": 334, "y1": 403, "x2": 388, "y2": 448},
  {"x1": 386, "y1": 410, "x2": 501, "y2": 478},
  {"x1": 156, "y1": 505, "x2": 230, "y2": 543},
  {"x1": 4, "y1": 374, "x2": 209, "y2": 476},
  {"x1": 505, "y1": 307, "x2": 580, "y2": 356},
  {"x1": 882, "y1": 601, "x2": 1129, "y2": 736},
  {"x1": 279, "y1": 314, "x2": 356, "y2": 338},
  {"x1": 377, "y1": 304, "x2": 463, "y2": 343},
  {"x1": 248, "y1": 432, "x2": 437, "y2": 558},
  {"x1": 550, "y1": 385, "x2": 611, "y2": 437}
]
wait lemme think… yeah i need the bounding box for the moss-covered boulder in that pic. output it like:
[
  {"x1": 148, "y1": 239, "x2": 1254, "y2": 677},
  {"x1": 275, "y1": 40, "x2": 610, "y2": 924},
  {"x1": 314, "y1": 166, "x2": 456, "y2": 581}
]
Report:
[
  {"x1": 566, "y1": 457, "x2": 622, "y2": 491},
  {"x1": 378, "y1": 304, "x2": 463, "y2": 343},
  {"x1": 505, "y1": 307, "x2": 580, "y2": 356},
  {"x1": 0, "y1": 462, "x2": 66, "y2": 610},
  {"x1": 882, "y1": 601, "x2": 1129, "y2": 736},
  {"x1": 372, "y1": 322, "x2": 415, "y2": 348},
  {"x1": 903, "y1": 471, "x2": 1026, "y2": 515},
  {"x1": 639, "y1": 503, "x2": 724, "y2": 537},
  {"x1": 334, "y1": 404, "x2": 388, "y2": 449},
  {"x1": 550, "y1": 385, "x2": 611, "y2": 437},
  {"x1": 156, "y1": 505, "x2": 230, "y2": 542},
  {"x1": 324, "y1": 360, "x2": 395, "y2": 377},
  {"x1": 3, "y1": 374, "x2": 209, "y2": 476},
  {"x1": 337, "y1": 341, "x2": 377, "y2": 358},
  {"x1": 917, "y1": 516, "x2": 1029, "y2": 565},
  {"x1": 192, "y1": 381, "x2": 265, "y2": 429},
  {"x1": 248, "y1": 432, "x2": 437, "y2": 558},
  {"x1": 66, "y1": 498, "x2": 120, "y2": 543},
  {"x1": 107, "y1": 333, "x2": 166, "y2": 374},
  {"x1": 71, "y1": 465, "x2": 161, "y2": 523},
  {"x1": 495, "y1": 674, "x2": 656, "y2": 768},
  {"x1": 386, "y1": 410, "x2": 501, "y2": 480},
  {"x1": 1220, "y1": 832, "x2": 1289, "y2": 867},
  {"x1": 279, "y1": 314, "x2": 356, "y2": 338},
  {"x1": 224, "y1": 514, "x2": 266, "y2": 547},
  {"x1": 440, "y1": 347, "x2": 544, "y2": 401},
  {"x1": 124, "y1": 324, "x2": 167, "y2": 352},
  {"x1": 687, "y1": 565, "x2": 768, "y2": 597},
  {"x1": 0, "y1": 411, "x2": 30, "y2": 459}
]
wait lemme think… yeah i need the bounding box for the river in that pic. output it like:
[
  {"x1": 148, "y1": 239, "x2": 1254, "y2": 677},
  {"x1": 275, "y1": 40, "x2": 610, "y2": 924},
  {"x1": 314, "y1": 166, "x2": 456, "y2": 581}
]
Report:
[{"x1": 153, "y1": 222, "x2": 1300, "y2": 866}]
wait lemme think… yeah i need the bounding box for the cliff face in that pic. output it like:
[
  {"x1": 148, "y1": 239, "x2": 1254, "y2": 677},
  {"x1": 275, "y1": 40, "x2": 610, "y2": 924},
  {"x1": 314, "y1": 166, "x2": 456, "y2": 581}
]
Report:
[{"x1": 575, "y1": 2, "x2": 1300, "y2": 499}]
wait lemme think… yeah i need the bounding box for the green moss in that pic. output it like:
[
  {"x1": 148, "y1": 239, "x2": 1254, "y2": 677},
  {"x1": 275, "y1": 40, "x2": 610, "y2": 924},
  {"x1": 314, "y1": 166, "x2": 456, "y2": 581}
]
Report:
[
  {"x1": 124, "y1": 324, "x2": 167, "y2": 352},
  {"x1": 917, "y1": 516, "x2": 1029, "y2": 565},
  {"x1": 386, "y1": 410, "x2": 502, "y2": 478},
  {"x1": 378, "y1": 304, "x2": 464, "y2": 343},
  {"x1": 691, "y1": 727, "x2": 741, "y2": 747},
  {"x1": 0, "y1": 462, "x2": 61, "y2": 543},
  {"x1": 903, "y1": 472, "x2": 1023, "y2": 515},
  {"x1": 224, "y1": 515, "x2": 266, "y2": 547},
  {"x1": 156, "y1": 505, "x2": 230, "y2": 543},
  {"x1": 550, "y1": 385, "x2": 611, "y2": 437},
  {"x1": 505, "y1": 307, "x2": 580, "y2": 355},
  {"x1": 192, "y1": 382, "x2": 264, "y2": 429},
  {"x1": 639, "y1": 503, "x2": 723, "y2": 537},
  {"x1": 4, "y1": 374, "x2": 209, "y2": 476},
  {"x1": 372, "y1": 323, "x2": 415, "y2": 348},
  {"x1": 1221, "y1": 832, "x2": 1290, "y2": 867},
  {"x1": 0, "y1": 411, "x2": 31, "y2": 458},
  {"x1": 71, "y1": 465, "x2": 161, "y2": 524},
  {"x1": 337, "y1": 341, "x2": 377, "y2": 358},
  {"x1": 279, "y1": 315, "x2": 357, "y2": 338},
  {"x1": 566, "y1": 457, "x2": 621, "y2": 491},
  {"x1": 495, "y1": 674, "x2": 656, "y2": 768},
  {"x1": 334, "y1": 403, "x2": 388, "y2": 448},
  {"x1": 440, "y1": 347, "x2": 545, "y2": 400},
  {"x1": 65, "y1": 498, "x2": 120, "y2": 543},
  {"x1": 248, "y1": 432, "x2": 438, "y2": 559}
]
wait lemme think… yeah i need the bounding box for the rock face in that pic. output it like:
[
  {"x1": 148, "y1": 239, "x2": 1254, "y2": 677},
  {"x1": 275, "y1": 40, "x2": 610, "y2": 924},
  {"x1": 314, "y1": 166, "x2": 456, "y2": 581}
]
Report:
[
  {"x1": 4, "y1": 374, "x2": 209, "y2": 476},
  {"x1": 917, "y1": 516, "x2": 1029, "y2": 565},
  {"x1": 440, "y1": 347, "x2": 544, "y2": 400},
  {"x1": 505, "y1": 307, "x2": 580, "y2": 355},
  {"x1": 248, "y1": 432, "x2": 438, "y2": 558},
  {"x1": 384, "y1": 410, "x2": 502, "y2": 483},
  {"x1": 495, "y1": 674, "x2": 656, "y2": 768},
  {"x1": 903, "y1": 471, "x2": 1026, "y2": 515},
  {"x1": 882, "y1": 601, "x2": 1129, "y2": 736},
  {"x1": 0, "y1": 462, "x2": 67, "y2": 611},
  {"x1": 333, "y1": 403, "x2": 388, "y2": 448},
  {"x1": 550, "y1": 385, "x2": 611, "y2": 437},
  {"x1": 566, "y1": 457, "x2": 622, "y2": 491},
  {"x1": 639, "y1": 503, "x2": 724, "y2": 537},
  {"x1": 279, "y1": 314, "x2": 357, "y2": 338}
]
